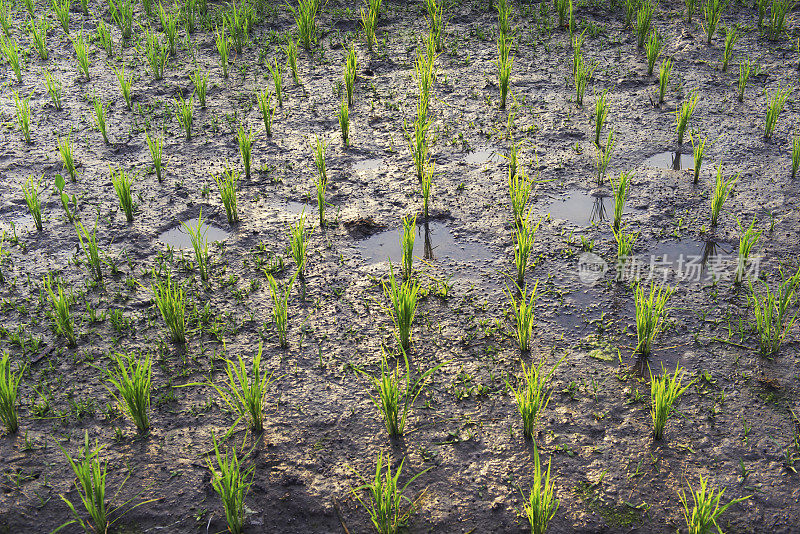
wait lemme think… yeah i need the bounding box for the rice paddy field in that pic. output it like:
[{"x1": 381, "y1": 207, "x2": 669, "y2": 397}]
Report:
[{"x1": 1, "y1": 0, "x2": 800, "y2": 532}]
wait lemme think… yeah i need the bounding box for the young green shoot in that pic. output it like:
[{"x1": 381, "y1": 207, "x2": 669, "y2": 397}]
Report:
[
  {"x1": 58, "y1": 432, "x2": 108, "y2": 534},
  {"x1": 52, "y1": 0, "x2": 71, "y2": 33},
  {"x1": 710, "y1": 164, "x2": 739, "y2": 227},
  {"x1": 175, "y1": 92, "x2": 194, "y2": 140},
  {"x1": 152, "y1": 273, "x2": 186, "y2": 344},
  {"x1": 106, "y1": 352, "x2": 151, "y2": 434},
  {"x1": 738, "y1": 58, "x2": 755, "y2": 103},
  {"x1": 645, "y1": 30, "x2": 662, "y2": 76},
  {"x1": 635, "y1": 281, "x2": 673, "y2": 357},
  {"x1": 237, "y1": 125, "x2": 253, "y2": 180},
  {"x1": 702, "y1": 0, "x2": 726, "y2": 45},
  {"x1": 182, "y1": 210, "x2": 210, "y2": 282},
  {"x1": 44, "y1": 275, "x2": 76, "y2": 347},
  {"x1": 257, "y1": 89, "x2": 275, "y2": 137},
  {"x1": 721, "y1": 25, "x2": 738, "y2": 71},
  {"x1": 289, "y1": 215, "x2": 309, "y2": 278},
  {"x1": 266, "y1": 272, "x2": 297, "y2": 348},
  {"x1": 206, "y1": 435, "x2": 253, "y2": 534},
  {"x1": 764, "y1": 85, "x2": 791, "y2": 140},
  {"x1": 58, "y1": 133, "x2": 76, "y2": 180},
  {"x1": 284, "y1": 39, "x2": 299, "y2": 84},
  {"x1": 267, "y1": 58, "x2": 283, "y2": 107},
  {"x1": 0, "y1": 34, "x2": 22, "y2": 82},
  {"x1": 189, "y1": 68, "x2": 208, "y2": 108},
  {"x1": 749, "y1": 266, "x2": 800, "y2": 355},
  {"x1": 75, "y1": 219, "x2": 103, "y2": 281},
  {"x1": 12, "y1": 91, "x2": 31, "y2": 143},
  {"x1": 0, "y1": 353, "x2": 24, "y2": 434},
  {"x1": 506, "y1": 281, "x2": 538, "y2": 353},
  {"x1": 636, "y1": 0, "x2": 654, "y2": 48},
  {"x1": 676, "y1": 91, "x2": 699, "y2": 145},
  {"x1": 215, "y1": 165, "x2": 239, "y2": 224},
  {"x1": 338, "y1": 98, "x2": 350, "y2": 146},
  {"x1": 658, "y1": 57, "x2": 672, "y2": 105},
  {"x1": 22, "y1": 175, "x2": 42, "y2": 231},
  {"x1": 522, "y1": 441, "x2": 559, "y2": 534},
  {"x1": 650, "y1": 363, "x2": 689, "y2": 440},
  {"x1": 690, "y1": 132, "x2": 707, "y2": 184},
  {"x1": 400, "y1": 215, "x2": 416, "y2": 278},
  {"x1": 384, "y1": 262, "x2": 420, "y2": 352},
  {"x1": 680, "y1": 475, "x2": 751, "y2": 534},
  {"x1": 509, "y1": 356, "x2": 561, "y2": 439},
  {"x1": 29, "y1": 15, "x2": 49, "y2": 60},
  {"x1": 734, "y1": 218, "x2": 761, "y2": 285},
  {"x1": 609, "y1": 170, "x2": 632, "y2": 232},
  {"x1": 594, "y1": 90, "x2": 609, "y2": 146},
  {"x1": 44, "y1": 70, "x2": 63, "y2": 110},
  {"x1": 215, "y1": 26, "x2": 229, "y2": 77},
  {"x1": 290, "y1": 0, "x2": 319, "y2": 50},
  {"x1": 111, "y1": 167, "x2": 134, "y2": 222},
  {"x1": 92, "y1": 96, "x2": 109, "y2": 144},
  {"x1": 793, "y1": 135, "x2": 800, "y2": 180},
  {"x1": 113, "y1": 65, "x2": 133, "y2": 110},
  {"x1": 72, "y1": 29, "x2": 90, "y2": 79},
  {"x1": 146, "y1": 131, "x2": 163, "y2": 181},
  {"x1": 595, "y1": 129, "x2": 616, "y2": 184}
]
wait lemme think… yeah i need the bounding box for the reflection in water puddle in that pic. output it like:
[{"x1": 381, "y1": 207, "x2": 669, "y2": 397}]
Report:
[
  {"x1": 643, "y1": 151, "x2": 695, "y2": 171},
  {"x1": 358, "y1": 221, "x2": 492, "y2": 264},
  {"x1": 543, "y1": 189, "x2": 640, "y2": 227},
  {"x1": 464, "y1": 146, "x2": 504, "y2": 165},
  {"x1": 615, "y1": 240, "x2": 733, "y2": 285},
  {"x1": 352, "y1": 158, "x2": 384, "y2": 172},
  {"x1": 159, "y1": 222, "x2": 230, "y2": 249}
]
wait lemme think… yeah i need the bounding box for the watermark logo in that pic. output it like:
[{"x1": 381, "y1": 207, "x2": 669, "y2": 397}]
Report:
[{"x1": 577, "y1": 252, "x2": 609, "y2": 285}]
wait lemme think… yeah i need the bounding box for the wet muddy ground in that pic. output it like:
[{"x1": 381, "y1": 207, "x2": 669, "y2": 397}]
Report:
[{"x1": 1, "y1": 0, "x2": 800, "y2": 532}]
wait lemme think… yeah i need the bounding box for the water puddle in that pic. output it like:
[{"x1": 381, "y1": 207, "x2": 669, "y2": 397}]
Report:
[
  {"x1": 358, "y1": 221, "x2": 492, "y2": 264},
  {"x1": 543, "y1": 189, "x2": 638, "y2": 227},
  {"x1": 614, "y1": 239, "x2": 734, "y2": 286},
  {"x1": 352, "y1": 158, "x2": 384, "y2": 173},
  {"x1": 643, "y1": 151, "x2": 695, "y2": 171},
  {"x1": 158, "y1": 222, "x2": 230, "y2": 249},
  {"x1": 464, "y1": 146, "x2": 504, "y2": 165}
]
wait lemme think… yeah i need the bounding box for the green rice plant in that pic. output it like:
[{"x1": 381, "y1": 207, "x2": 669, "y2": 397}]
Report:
[
  {"x1": 721, "y1": 25, "x2": 738, "y2": 72},
  {"x1": 175, "y1": 92, "x2": 193, "y2": 140},
  {"x1": 384, "y1": 262, "x2": 420, "y2": 352},
  {"x1": 187, "y1": 68, "x2": 207, "y2": 108},
  {"x1": 766, "y1": 0, "x2": 795, "y2": 40},
  {"x1": 351, "y1": 452, "x2": 428, "y2": 534},
  {"x1": 58, "y1": 133, "x2": 77, "y2": 180},
  {"x1": 338, "y1": 98, "x2": 350, "y2": 146},
  {"x1": 734, "y1": 218, "x2": 761, "y2": 284},
  {"x1": 152, "y1": 273, "x2": 185, "y2": 343},
  {"x1": 12, "y1": 91, "x2": 31, "y2": 144},
  {"x1": 183, "y1": 0, "x2": 196, "y2": 33},
  {"x1": 701, "y1": 0, "x2": 726, "y2": 45},
  {"x1": 58, "y1": 432, "x2": 108, "y2": 534},
  {"x1": 594, "y1": 90, "x2": 609, "y2": 146},
  {"x1": 267, "y1": 58, "x2": 283, "y2": 107},
  {"x1": 658, "y1": 57, "x2": 672, "y2": 105},
  {"x1": 680, "y1": 475, "x2": 751, "y2": 534},
  {"x1": 361, "y1": 2, "x2": 377, "y2": 51},
  {"x1": 237, "y1": 125, "x2": 252, "y2": 180},
  {"x1": 96, "y1": 19, "x2": 114, "y2": 56},
  {"x1": 749, "y1": 266, "x2": 800, "y2": 355},
  {"x1": 289, "y1": 214, "x2": 309, "y2": 277},
  {"x1": 206, "y1": 435, "x2": 253, "y2": 534},
  {"x1": 757, "y1": 0, "x2": 769, "y2": 27},
  {"x1": 509, "y1": 355, "x2": 560, "y2": 438},
  {"x1": 737, "y1": 58, "x2": 755, "y2": 103},
  {"x1": 0, "y1": 34, "x2": 21, "y2": 82},
  {"x1": 613, "y1": 224, "x2": 638, "y2": 263},
  {"x1": 72, "y1": 29, "x2": 90, "y2": 79},
  {"x1": 44, "y1": 274, "x2": 76, "y2": 347},
  {"x1": 513, "y1": 214, "x2": 541, "y2": 289},
  {"x1": 406, "y1": 116, "x2": 429, "y2": 181},
  {"x1": 344, "y1": 45, "x2": 358, "y2": 106},
  {"x1": 283, "y1": 38, "x2": 299, "y2": 84},
  {"x1": 424, "y1": 0, "x2": 444, "y2": 52},
  {"x1": 574, "y1": 53, "x2": 596, "y2": 106},
  {"x1": 144, "y1": 29, "x2": 169, "y2": 80},
  {"x1": 420, "y1": 160, "x2": 433, "y2": 218},
  {"x1": 266, "y1": 272, "x2": 296, "y2": 348},
  {"x1": 609, "y1": 170, "x2": 632, "y2": 232},
  {"x1": 75, "y1": 219, "x2": 103, "y2": 281},
  {"x1": 106, "y1": 352, "x2": 151, "y2": 434},
  {"x1": 0, "y1": 232, "x2": 6, "y2": 284},
  {"x1": 497, "y1": 33, "x2": 513, "y2": 109},
  {"x1": 623, "y1": 0, "x2": 640, "y2": 28},
  {"x1": 215, "y1": 26, "x2": 229, "y2": 77},
  {"x1": 710, "y1": 164, "x2": 739, "y2": 227},
  {"x1": 107, "y1": 0, "x2": 134, "y2": 40},
  {"x1": 556, "y1": 0, "x2": 569, "y2": 29},
  {"x1": 522, "y1": 441, "x2": 559, "y2": 534},
  {"x1": 635, "y1": 281, "x2": 673, "y2": 356},
  {"x1": 0, "y1": 353, "x2": 24, "y2": 434},
  {"x1": 792, "y1": 135, "x2": 800, "y2": 179},
  {"x1": 146, "y1": 131, "x2": 163, "y2": 181},
  {"x1": 22, "y1": 175, "x2": 42, "y2": 231},
  {"x1": 43, "y1": 70, "x2": 63, "y2": 110},
  {"x1": 290, "y1": 0, "x2": 319, "y2": 50},
  {"x1": 92, "y1": 96, "x2": 109, "y2": 144},
  {"x1": 685, "y1": 0, "x2": 698, "y2": 23},
  {"x1": 183, "y1": 210, "x2": 210, "y2": 282},
  {"x1": 215, "y1": 165, "x2": 239, "y2": 224},
  {"x1": 413, "y1": 47, "x2": 435, "y2": 120},
  {"x1": 506, "y1": 281, "x2": 538, "y2": 353},
  {"x1": 650, "y1": 363, "x2": 688, "y2": 439},
  {"x1": 645, "y1": 30, "x2": 661, "y2": 76},
  {"x1": 313, "y1": 138, "x2": 328, "y2": 227},
  {"x1": 113, "y1": 66, "x2": 133, "y2": 110},
  {"x1": 764, "y1": 85, "x2": 791, "y2": 140},
  {"x1": 55, "y1": 174, "x2": 76, "y2": 222},
  {"x1": 689, "y1": 132, "x2": 706, "y2": 184},
  {"x1": 0, "y1": 0, "x2": 10, "y2": 37},
  {"x1": 110, "y1": 167, "x2": 134, "y2": 222},
  {"x1": 29, "y1": 15, "x2": 50, "y2": 60},
  {"x1": 636, "y1": 0, "x2": 654, "y2": 48},
  {"x1": 509, "y1": 163, "x2": 533, "y2": 227},
  {"x1": 224, "y1": 1, "x2": 253, "y2": 54},
  {"x1": 51, "y1": 0, "x2": 71, "y2": 33},
  {"x1": 400, "y1": 215, "x2": 416, "y2": 279},
  {"x1": 158, "y1": 2, "x2": 178, "y2": 54},
  {"x1": 257, "y1": 88, "x2": 274, "y2": 136},
  {"x1": 595, "y1": 129, "x2": 616, "y2": 184},
  {"x1": 676, "y1": 91, "x2": 699, "y2": 145},
  {"x1": 205, "y1": 344, "x2": 276, "y2": 432}
]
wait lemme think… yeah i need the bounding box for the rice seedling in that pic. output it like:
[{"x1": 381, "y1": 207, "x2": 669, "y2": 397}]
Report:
[
  {"x1": 497, "y1": 33, "x2": 513, "y2": 110},
  {"x1": 384, "y1": 262, "x2": 420, "y2": 352},
  {"x1": 183, "y1": 0, "x2": 196, "y2": 32},
  {"x1": 420, "y1": 160, "x2": 433, "y2": 219},
  {"x1": 55, "y1": 175, "x2": 76, "y2": 222},
  {"x1": 92, "y1": 96, "x2": 109, "y2": 144},
  {"x1": 58, "y1": 133, "x2": 77, "y2": 180},
  {"x1": 702, "y1": 0, "x2": 726, "y2": 45},
  {"x1": 106, "y1": 352, "x2": 151, "y2": 434},
  {"x1": 757, "y1": 0, "x2": 769, "y2": 27},
  {"x1": 224, "y1": 1, "x2": 253, "y2": 54},
  {"x1": 0, "y1": 352, "x2": 24, "y2": 434},
  {"x1": 338, "y1": 98, "x2": 350, "y2": 146},
  {"x1": 509, "y1": 356, "x2": 560, "y2": 438},
  {"x1": 556, "y1": 0, "x2": 570, "y2": 29},
  {"x1": 737, "y1": 58, "x2": 755, "y2": 103},
  {"x1": 288, "y1": 215, "x2": 310, "y2": 281},
  {"x1": 689, "y1": 132, "x2": 706, "y2": 184},
  {"x1": 110, "y1": 167, "x2": 134, "y2": 223},
  {"x1": 595, "y1": 129, "x2": 616, "y2": 184},
  {"x1": 710, "y1": 164, "x2": 739, "y2": 227},
  {"x1": 58, "y1": 432, "x2": 108, "y2": 534},
  {"x1": 0, "y1": 232, "x2": 6, "y2": 284},
  {"x1": 266, "y1": 272, "x2": 296, "y2": 348},
  {"x1": 96, "y1": 19, "x2": 114, "y2": 56},
  {"x1": 108, "y1": 0, "x2": 134, "y2": 40},
  {"x1": 413, "y1": 47, "x2": 435, "y2": 119},
  {"x1": 206, "y1": 344, "x2": 275, "y2": 432},
  {"x1": 749, "y1": 266, "x2": 800, "y2": 355},
  {"x1": 0, "y1": 34, "x2": 21, "y2": 82},
  {"x1": 113, "y1": 66, "x2": 133, "y2": 110},
  {"x1": 764, "y1": 85, "x2": 791, "y2": 140},
  {"x1": 185, "y1": 69, "x2": 207, "y2": 109},
  {"x1": 72, "y1": 29, "x2": 90, "y2": 79},
  {"x1": 406, "y1": 116, "x2": 429, "y2": 181},
  {"x1": 29, "y1": 15, "x2": 49, "y2": 60},
  {"x1": 345, "y1": 45, "x2": 358, "y2": 106},
  {"x1": 635, "y1": 281, "x2": 673, "y2": 356},
  {"x1": 0, "y1": 0, "x2": 10, "y2": 37},
  {"x1": 12, "y1": 91, "x2": 31, "y2": 143},
  {"x1": 766, "y1": 0, "x2": 794, "y2": 40},
  {"x1": 424, "y1": 0, "x2": 444, "y2": 52},
  {"x1": 182, "y1": 210, "x2": 210, "y2": 282},
  {"x1": 400, "y1": 215, "x2": 416, "y2": 279},
  {"x1": 44, "y1": 275, "x2": 76, "y2": 347},
  {"x1": 152, "y1": 273, "x2": 186, "y2": 343},
  {"x1": 522, "y1": 441, "x2": 559, "y2": 534},
  {"x1": 236, "y1": 125, "x2": 253, "y2": 180},
  {"x1": 574, "y1": 53, "x2": 596, "y2": 106},
  {"x1": 676, "y1": 91, "x2": 699, "y2": 145},
  {"x1": 22, "y1": 175, "x2": 42, "y2": 231},
  {"x1": 361, "y1": 2, "x2": 377, "y2": 51},
  {"x1": 734, "y1": 218, "x2": 761, "y2": 284},
  {"x1": 594, "y1": 90, "x2": 609, "y2": 146},
  {"x1": 215, "y1": 165, "x2": 239, "y2": 224},
  {"x1": 43, "y1": 69, "x2": 62, "y2": 110},
  {"x1": 257, "y1": 88, "x2": 274, "y2": 136},
  {"x1": 509, "y1": 163, "x2": 533, "y2": 227},
  {"x1": 267, "y1": 58, "x2": 283, "y2": 107},
  {"x1": 623, "y1": 0, "x2": 639, "y2": 27},
  {"x1": 609, "y1": 170, "x2": 632, "y2": 232},
  {"x1": 313, "y1": 138, "x2": 328, "y2": 227},
  {"x1": 146, "y1": 131, "x2": 163, "y2": 181},
  {"x1": 721, "y1": 26, "x2": 738, "y2": 72},
  {"x1": 506, "y1": 281, "x2": 538, "y2": 353},
  {"x1": 206, "y1": 435, "x2": 254, "y2": 534},
  {"x1": 290, "y1": 0, "x2": 319, "y2": 50},
  {"x1": 650, "y1": 363, "x2": 689, "y2": 439},
  {"x1": 175, "y1": 93, "x2": 194, "y2": 140},
  {"x1": 51, "y1": 0, "x2": 71, "y2": 33},
  {"x1": 158, "y1": 2, "x2": 178, "y2": 54},
  {"x1": 284, "y1": 39, "x2": 299, "y2": 84},
  {"x1": 75, "y1": 219, "x2": 103, "y2": 281},
  {"x1": 351, "y1": 452, "x2": 428, "y2": 534},
  {"x1": 144, "y1": 29, "x2": 169, "y2": 80},
  {"x1": 614, "y1": 224, "x2": 638, "y2": 262},
  {"x1": 215, "y1": 26, "x2": 229, "y2": 77},
  {"x1": 680, "y1": 475, "x2": 751, "y2": 534},
  {"x1": 685, "y1": 0, "x2": 698, "y2": 22},
  {"x1": 645, "y1": 30, "x2": 661, "y2": 76},
  {"x1": 793, "y1": 135, "x2": 800, "y2": 179},
  {"x1": 635, "y1": 0, "x2": 654, "y2": 48}
]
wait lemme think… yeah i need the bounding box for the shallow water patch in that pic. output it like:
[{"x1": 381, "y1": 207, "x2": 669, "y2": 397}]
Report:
[
  {"x1": 464, "y1": 146, "x2": 504, "y2": 165},
  {"x1": 358, "y1": 221, "x2": 492, "y2": 264},
  {"x1": 159, "y1": 222, "x2": 230, "y2": 249},
  {"x1": 643, "y1": 151, "x2": 695, "y2": 171},
  {"x1": 352, "y1": 158, "x2": 384, "y2": 173},
  {"x1": 542, "y1": 189, "x2": 639, "y2": 227}
]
